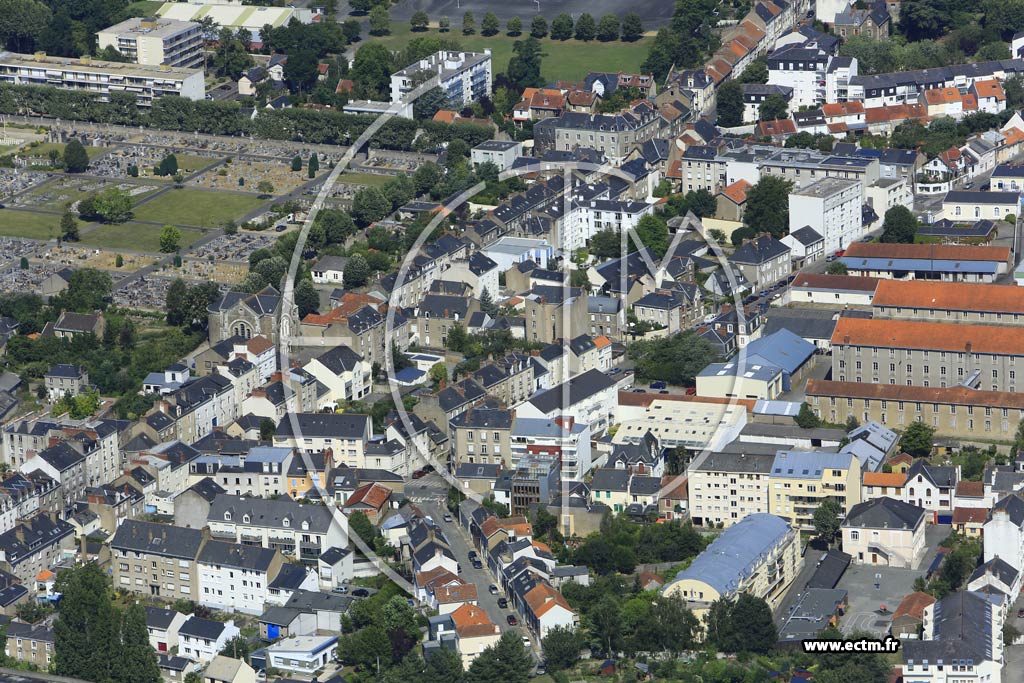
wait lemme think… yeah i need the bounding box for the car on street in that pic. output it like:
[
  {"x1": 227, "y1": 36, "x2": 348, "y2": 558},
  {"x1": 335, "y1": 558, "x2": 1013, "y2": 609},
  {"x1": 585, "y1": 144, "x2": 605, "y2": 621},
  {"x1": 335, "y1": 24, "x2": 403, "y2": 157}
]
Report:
[
  {"x1": 631, "y1": 388, "x2": 645, "y2": 393},
  {"x1": 522, "y1": 636, "x2": 531, "y2": 647},
  {"x1": 497, "y1": 597, "x2": 508, "y2": 608},
  {"x1": 472, "y1": 559, "x2": 483, "y2": 569},
  {"x1": 352, "y1": 588, "x2": 370, "y2": 597},
  {"x1": 443, "y1": 514, "x2": 453, "y2": 523},
  {"x1": 507, "y1": 615, "x2": 518, "y2": 626},
  {"x1": 468, "y1": 550, "x2": 478, "y2": 560},
  {"x1": 649, "y1": 381, "x2": 666, "y2": 390},
  {"x1": 331, "y1": 586, "x2": 348, "y2": 594},
  {"x1": 488, "y1": 584, "x2": 499, "y2": 595},
  {"x1": 825, "y1": 254, "x2": 836, "y2": 262},
  {"x1": 1018, "y1": 608, "x2": 1024, "y2": 618}
]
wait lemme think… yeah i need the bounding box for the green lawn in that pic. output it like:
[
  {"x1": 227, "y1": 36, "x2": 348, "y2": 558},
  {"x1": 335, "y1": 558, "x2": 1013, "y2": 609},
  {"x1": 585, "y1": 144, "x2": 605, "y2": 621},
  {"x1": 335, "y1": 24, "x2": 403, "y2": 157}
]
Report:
[
  {"x1": 80, "y1": 222, "x2": 202, "y2": 252},
  {"x1": 127, "y1": 0, "x2": 164, "y2": 16},
  {"x1": 21, "y1": 142, "x2": 108, "y2": 160},
  {"x1": 132, "y1": 189, "x2": 265, "y2": 228},
  {"x1": 369, "y1": 24, "x2": 652, "y2": 83},
  {"x1": 337, "y1": 171, "x2": 395, "y2": 188},
  {"x1": 0, "y1": 209, "x2": 59, "y2": 239}
]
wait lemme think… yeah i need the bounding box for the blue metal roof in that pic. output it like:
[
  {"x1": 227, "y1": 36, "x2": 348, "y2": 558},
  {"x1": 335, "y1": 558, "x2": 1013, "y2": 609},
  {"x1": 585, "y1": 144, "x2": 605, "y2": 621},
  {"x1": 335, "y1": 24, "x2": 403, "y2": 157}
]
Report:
[
  {"x1": 841, "y1": 257, "x2": 998, "y2": 274},
  {"x1": 664, "y1": 513, "x2": 791, "y2": 597},
  {"x1": 744, "y1": 329, "x2": 816, "y2": 376}
]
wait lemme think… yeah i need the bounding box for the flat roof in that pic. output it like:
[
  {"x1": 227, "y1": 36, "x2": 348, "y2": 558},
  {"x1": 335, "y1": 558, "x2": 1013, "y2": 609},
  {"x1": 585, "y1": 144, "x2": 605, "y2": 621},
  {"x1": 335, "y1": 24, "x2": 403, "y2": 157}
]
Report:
[
  {"x1": 98, "y1": 16, "x2": 198, "y2": 39},
  {"x1": 0, "y1": 50, "x2": 199, "y2": 78}
]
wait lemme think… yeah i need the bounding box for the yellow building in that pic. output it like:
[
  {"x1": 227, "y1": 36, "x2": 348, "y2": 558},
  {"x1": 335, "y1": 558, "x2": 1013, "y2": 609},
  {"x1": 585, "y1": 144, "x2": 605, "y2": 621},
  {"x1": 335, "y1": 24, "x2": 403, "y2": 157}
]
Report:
[
  {"x1": 662, "y1": 513, "x2": 803, "y2": 624},
  {"x1": 768, "y1": 450, "x2": 862, "y2": 531}
]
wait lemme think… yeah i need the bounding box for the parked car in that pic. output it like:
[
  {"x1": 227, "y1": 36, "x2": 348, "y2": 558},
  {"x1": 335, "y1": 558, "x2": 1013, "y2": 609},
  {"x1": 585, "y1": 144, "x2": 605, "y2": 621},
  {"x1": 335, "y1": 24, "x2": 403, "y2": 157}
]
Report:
[
  {"x1": 685, "y1": 387, "x2": 696, "y2": 396},
  {"x1": 522, "y1": 636, "x2": 531, "y2": 647},
  {"x1": 331, "y1": 586, "x2": 348, "y2": 594},
  {"x1": 443, "y1": 513, "x2": 453, "y2": 523},
  {"x1": 352, "y1": 588, "x2": 370, "y2": 597},
  {"x1": 507, "y1": 615, "x2": 518, "y2": 626},
  {"x1": 468, "y1": 550, "x2": 478, "y2": 560},
  {"x1": 275, "y1": 224, "x2": 287, "y2": 232},
  {"x1": 497, "y1": 597, "x2": 508, "y2": 608},
  {"x1": 649, "y1": 381, "x2": 666, "y2": 390},
  {"x1": 489, "y1": 584, "x2": 499, "y2": 595},
  {"x1": 631, "y1": 388, "x2": 645, "y2": 393},
  {"x1": 1018, "y1": 608, "x2": 1024, "y2": 618},
  {"x1": 472, "y1": 559, "x2": 483, "y2": 569},
  {"x1": 825, "y1": 255, "x2": 837, "y2": 262}
]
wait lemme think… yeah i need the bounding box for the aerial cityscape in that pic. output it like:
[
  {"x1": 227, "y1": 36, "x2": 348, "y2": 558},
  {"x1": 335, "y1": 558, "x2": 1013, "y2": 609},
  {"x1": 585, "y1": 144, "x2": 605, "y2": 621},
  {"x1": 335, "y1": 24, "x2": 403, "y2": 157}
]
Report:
[{"x1": 0, "y1": 0, "x2": 1020, "y2": 682}]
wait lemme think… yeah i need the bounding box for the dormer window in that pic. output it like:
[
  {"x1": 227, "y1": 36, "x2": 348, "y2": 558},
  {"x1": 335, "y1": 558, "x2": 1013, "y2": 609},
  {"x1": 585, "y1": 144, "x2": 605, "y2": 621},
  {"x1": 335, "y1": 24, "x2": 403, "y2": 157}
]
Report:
[
  {"x1": 242, "y1": 514, "x2": 250, "y2": 524},
  {"x1": 301, "y1": 520, "x2": 309, "y2": 531},
  {"x1": 224, "y1": 512, "x2": 232, "y2": 521},
  {"x1": 282, "y1": 517, "x2": 290, "y2": 527}
]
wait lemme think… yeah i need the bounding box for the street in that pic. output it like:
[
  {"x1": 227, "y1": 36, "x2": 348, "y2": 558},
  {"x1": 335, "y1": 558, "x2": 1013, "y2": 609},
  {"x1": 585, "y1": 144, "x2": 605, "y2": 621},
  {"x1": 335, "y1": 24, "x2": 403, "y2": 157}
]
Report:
[{"x1": 405, "y1": 474, "x2": 532, "y2": 645}]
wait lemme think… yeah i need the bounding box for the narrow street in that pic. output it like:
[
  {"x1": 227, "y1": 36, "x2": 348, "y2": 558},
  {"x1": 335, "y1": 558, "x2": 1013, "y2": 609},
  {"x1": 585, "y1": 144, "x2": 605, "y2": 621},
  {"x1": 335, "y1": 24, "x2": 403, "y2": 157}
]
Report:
[{"x1": 406, "y1": 474, "x2": 535, "y2": 647}]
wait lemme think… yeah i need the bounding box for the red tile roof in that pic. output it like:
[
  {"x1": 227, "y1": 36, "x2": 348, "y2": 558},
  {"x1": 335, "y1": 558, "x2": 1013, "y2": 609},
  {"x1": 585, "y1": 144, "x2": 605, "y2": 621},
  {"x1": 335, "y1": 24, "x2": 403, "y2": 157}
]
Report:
[
  {"x1": 720, "y1": 179, "x2": 752, "y2": 205},
  {"x1": 832, "y1": 316, "x2": 1024, "y2": 355},
  {"x1": 863, "y1": 472, "x2": 906, "y2": 487},
  {"x1": 952, "y1": 507, "x2": 987, "y2": 525},
  {"x1": 973, "y1": 79, "x2": 1006, "y2": 101},
  {"x1": 873, "y1": 280, "x2": 1024, "y2": 314},
  {"x1": 791, "y1": 272, "x2": 880, "y2": 292},
  {"x1": 955, "y1": 480, "x2": 984, "y2": 497},
  {"x1": 893, "y1": 591, "x2": 935, "y2": 619},
  {"x1": 843, "y1": 241, "x2": 1010, "y2": 263},
  {"x1": 524, "y1": 583, "x2": 573, "y2": 618},
  {"x1": 344, "y1": 482, "x2": 391, "y2": 511},
  {"x1": 757, "y1": 118, "x2": 797, "y2": 136},
  {"x1": 807, "y1": 379, "x2": 1024, "y2": 410},
  {"x1": 822, "y1": 101, "x2": 865, "y2": 117}
]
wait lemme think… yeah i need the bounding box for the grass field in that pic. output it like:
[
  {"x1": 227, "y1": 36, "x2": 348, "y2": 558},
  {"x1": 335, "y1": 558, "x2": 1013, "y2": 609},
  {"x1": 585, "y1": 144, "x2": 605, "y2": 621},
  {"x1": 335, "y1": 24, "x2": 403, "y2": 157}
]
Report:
[
  {"x1": 80, "y1": 222, "x2": 202, "y2": 252},
  {"x1": 126, "y1": 0, "x2": 164, "y2": 16},
  {"x1": 21, "y1": 142, "x2": 108, "y2": 160},
  {"x1": 337, "y1": 172, "x2": 395, "y2": 188},
  {"x1": 0, "y1": 209, "x2": 59, "y2": 239},
  {"x1": 368, "y1": 25, "x2": 652, "y2": 83},
  {"x1": 132, "y1": 189, "x2": 265, "y2": 228}
]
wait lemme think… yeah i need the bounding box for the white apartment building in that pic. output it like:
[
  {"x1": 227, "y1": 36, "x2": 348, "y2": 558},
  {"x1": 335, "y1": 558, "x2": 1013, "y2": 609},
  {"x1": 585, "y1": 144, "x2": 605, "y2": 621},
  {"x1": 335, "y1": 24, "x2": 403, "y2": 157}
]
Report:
[
  {"x1": 686, "y1": 450, "x2": 773, "y2": 527},
  {"x1": 0, "y1": 51, "x2": 205, "y2": 102},
  {"x1": 788, "y1": 178, "x2": 863, "y2": 253},
  {"x1": 197, "y1": 541, "x2": 284, "y2": 615},
  {"x1": 178, "y1": 617, "x2": 240, "y2": 664},
  {"x1": 390, "y1": 50, "x2": 492, "y2": 106},
  {"x1": 96, "y1": 17, "x2": 204, "y2": 68},
  {"x1": 510, "y1": 417, "x2": 592, "y2": 482}
]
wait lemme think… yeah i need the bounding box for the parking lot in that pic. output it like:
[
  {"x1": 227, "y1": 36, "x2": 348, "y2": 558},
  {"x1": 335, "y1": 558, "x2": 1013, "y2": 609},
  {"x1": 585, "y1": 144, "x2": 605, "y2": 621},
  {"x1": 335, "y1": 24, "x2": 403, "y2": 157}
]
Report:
[{"x1": 837, "y1": 523, "x2": 950, "y2": 636}]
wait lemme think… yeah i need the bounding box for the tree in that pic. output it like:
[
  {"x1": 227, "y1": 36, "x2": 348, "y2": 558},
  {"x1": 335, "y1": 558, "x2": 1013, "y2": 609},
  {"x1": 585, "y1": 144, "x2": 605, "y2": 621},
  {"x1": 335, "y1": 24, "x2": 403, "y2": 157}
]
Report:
[
  {"x1": 704, "y1": 593, "x2": 777, "y2": 654},
  {"x1": 159, "y1": 225, "x2": 181, "y2": 253},
  {"x1": 507, "y1": 37, "x2": 544, "y2": 89},
  {"x1": 621, "y1": 12, "x2": 644, "y2": 41},
  {"x1": 337, "y1": 625, "x2": 391, "y2": 669},
  {"x1": 481, "y1": 12, "x2": 500, "y2": 36},
  {"x1": 597, "y1": 14, "x2": 620, "y2": 41},
  {"x1": 744, "y1": 175, "x2": 793, "y2": 239},
  {"x1": 259, "y1": 417, "x2": 276, "y2": 441},
  {"x1": 291, "y1": 155, "x2": 303, "y2": 172},
  {"x1": 423, "y1": 648, "x2": 465, "y2": 683},
  {"x1": 814, "y1": 497, "x2": 843, "y2": 543},
  {"x1": 507, "y1": 16, "x2": 523, "y2": 36},
  {"x1": 574, "y1": 13, "x2": 596, "y2": 40},
  {"x1": 462, "y1": 11, "x2": 475, "y2": 34},
  {"x1": 901, "y1": 421, "x2": 936, "y2": 457},
  {"x1": 369, "y1": 5, "x2": 391, "y2": 35},
  {"x1": 627, "y1": 331, "x2": 719, "y2": 386},
  {"x1": 466, "y1": 631, "x2": 532, "y2": 683},
  {"x1": 54, "y1": 564, "x2": 119, "y2": 682},
  {"x1": 551, "y1": 13, "x2": 574, "y2": 40},
  {"x1": 343, "y1": 253, "x2": 370, "y2": 288},
  {"x1": 119, "y1": 603, "x2": 161, "y2": 683},
  {"x1": 411, "y1": 10, "x2": 429, "y2": 31},
  {"x1": 382, "y1": 595, "x2": 419, "y2": 661},
  {"x1": 880, "y1": 205, "x2": 918, "y2": 243},
  {"x1": 632, "y1": 213, "x2": 669, "y2": 257},
  {"x1": 542, "y1": 626, "x2": 581, "y2": 671},
  {"x1": 351, "y1": 42, "x2": 394, "y2": 99},
  {"x1": 352, "y1": 187, "x2": 391, "y2": 226},
  {"x1": 165, "y1": 278, "x2": 188, "y2": 326},
  {"x1": 530, "y1": 15, "x2": 548, "y2": 38},
  {"x1": 63, "y1": 139, "x2": 89, "y2": 173},
  {"x1": 60, "y1": 210, "x2": 79, "y2": 241},
  {"x1": 827, "y1": 260, "x2": 849, "y2": 275},
  {"x1": 590, "y1": 595, "x2": 622, "y2": 655},
  {"x1": 795, "y1": 402, "x2": 822, "y2": 428},
  {"x1": 684, "y1": 189, "x2": 716, "y2": 217},
  {"x1": 257, "y1": 180, "x2": 275, "y2": 197},
  {"x1": 590, "y1": 229, "x2": 621, "y2": 259},
  {"x1": 759, "y1": 93, "x2": 789, "y2": 121},
  {"x1": 295, "y1": 278, "x2": 319, "y2": 318},
  {"x1": 308, "y1": 152, "x2": 320, "y2": 178},
  {"x1": 716, "y1": 80, "x2": 744, "y2": 127},
  {"x1": 428, "y1": 361, "x2": 448, "y2": 385},
  {"x1": 342, "y1": 18, "x2": 362, "y2": 43},
  {"x1": 84, "y1": 187, "x2": 133, "y2": 224},
  {"x1": 212, "y1": 27, "x2": 253, "y2": 79},
  {"x1": 157, "y1": 153, "x2": 178, "y2": 177}
]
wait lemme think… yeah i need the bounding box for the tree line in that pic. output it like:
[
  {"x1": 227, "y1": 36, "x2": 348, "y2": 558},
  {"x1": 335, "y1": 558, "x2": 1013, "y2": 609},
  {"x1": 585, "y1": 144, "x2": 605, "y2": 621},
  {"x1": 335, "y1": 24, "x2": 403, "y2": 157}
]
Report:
[{"x1": 0, "y1": 83, "x2": 494, "y2": 151}]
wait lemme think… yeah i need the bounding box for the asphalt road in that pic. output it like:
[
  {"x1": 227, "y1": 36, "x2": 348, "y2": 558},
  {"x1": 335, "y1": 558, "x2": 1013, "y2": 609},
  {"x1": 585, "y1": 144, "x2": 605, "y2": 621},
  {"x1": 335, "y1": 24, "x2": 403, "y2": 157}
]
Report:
[{"x1": 405, "y1": 474, "x2": 538, "y2": 650}]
